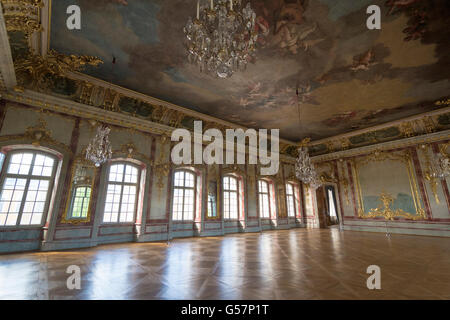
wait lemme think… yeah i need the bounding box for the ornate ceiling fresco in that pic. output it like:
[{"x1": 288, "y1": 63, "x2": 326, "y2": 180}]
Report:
[{"x1": 47, "y1": 0, "x2": 449, "y2": 141}]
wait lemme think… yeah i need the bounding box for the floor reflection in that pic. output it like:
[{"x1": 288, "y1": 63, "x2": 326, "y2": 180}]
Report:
[
  {"x1": 0, "y1": 258, "x2": 39, "y2": 299},
  {"x1": 87, "y1": 249, "x2": 133, "y2": 299},
  {"x1": 0, "y1": 229, "x2": 449, "y2": 300}
]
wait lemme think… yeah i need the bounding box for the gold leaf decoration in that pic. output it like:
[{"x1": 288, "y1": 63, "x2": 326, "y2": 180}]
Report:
[
  {"x1": 359, "y1": 192, "x2": 425, "y2": 221},
  {"x1": 14, "y1": 50, "x2": 103, "y2": 91}
]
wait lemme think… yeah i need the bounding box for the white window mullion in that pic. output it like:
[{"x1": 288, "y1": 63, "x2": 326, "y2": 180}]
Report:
[
  {"x1": 116, "y1": 165, "x2": 126, "y2": 223},
  {"x1": 15, "y1": 153, "x2": 35, "y2": 225}
]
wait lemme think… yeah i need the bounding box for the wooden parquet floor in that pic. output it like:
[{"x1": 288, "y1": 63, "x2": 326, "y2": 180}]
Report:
[{"x1": 1, "y1": 228, "x2": 449, "y2": 300}]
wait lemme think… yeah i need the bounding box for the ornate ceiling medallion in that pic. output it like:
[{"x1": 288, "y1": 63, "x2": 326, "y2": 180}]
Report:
[{"x1": 183, "y1": 0, "x2": 257, "y2": 78}]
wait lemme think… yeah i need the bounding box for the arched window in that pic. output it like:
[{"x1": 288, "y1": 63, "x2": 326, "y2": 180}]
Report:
[
  {"x1": 257, "y1": 180, "x2": 271, "y2": 218},
  {"x1": 0, "y1": 151, "x2": 58, "y2": 226},
  {"x1": 103, "y1": 163, "x2": 140, "y2": 223},
  {"x1": 69, "y1": 186, "x2": 92, "y2": 219},
  {"x1": 172, "y1": 170, "x2": 195, "y2": 221},
  {"x1": 223, "y1": 175, "x2": 239, "y2": 220},
  {"x1": 286, "y1": 183, "x2": 297, "y2": 217}
]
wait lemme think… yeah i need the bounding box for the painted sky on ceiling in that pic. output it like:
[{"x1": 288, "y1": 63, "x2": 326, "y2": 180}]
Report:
[{"x1": 51, "y1": 0, "x2": 450, "y2": 141}]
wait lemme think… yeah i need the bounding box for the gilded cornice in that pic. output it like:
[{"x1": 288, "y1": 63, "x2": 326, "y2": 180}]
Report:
[
  {"x1": 3, "y1": 89, "x2": 174, "y2": 136},
  {"x1": 0, "y1": 0, "x2": 44, "y2": 38},
  {"x1": 307, "y1": 106, "x2": 450, "y2": 157},
  {"x1": 14, "y1": 49, "x2": 103, "y2": 91},
  {"x1": 312, "y1": 129, "x2": 450, "y2": 163}
]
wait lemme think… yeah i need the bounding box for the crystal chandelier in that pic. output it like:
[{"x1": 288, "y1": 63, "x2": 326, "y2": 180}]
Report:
[
  {"x1": 183, "y1": 0, "x2": 258, "y2": 78},
  {"x1": 295, "y1": 140, "x2": 322, "y2": 190},
  {"x1": 85, "y1": 124, "x2": 113, "y2": 167}
]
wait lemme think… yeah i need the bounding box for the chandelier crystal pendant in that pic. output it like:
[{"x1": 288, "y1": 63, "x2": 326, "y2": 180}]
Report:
[
  {"x1": 183, "y1": 0, "x2": 258, "y2": 78},
  {"x1": 85, "y1": 124, "x2": 113, "y2": 167},
  {"x1": 295, "y1": 143, "x2": 322, "y2": 190}
]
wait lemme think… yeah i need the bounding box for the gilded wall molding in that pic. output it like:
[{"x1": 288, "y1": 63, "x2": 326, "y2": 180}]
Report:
[
  {"x1": 0, "y1": 115, "x2": 72, "y2": 154},
  {"x1": 153, "y1": 135, "x2": 171, "y2": 199},
  {"x1": 362, "y1": 192, "x2": 424, "y2": 221},
  {"x1": 420, "y1": 144, "x2": 441, "y2": 204},
  {"x1": 352, "y1": 149, "x2": 427, "y2": 221},
  {"x1": 60, "y1": 157, "x2": 98, "y2": 225},
  {"x1": 110, "y1": 142, "x2": 152, "y2": 164}
]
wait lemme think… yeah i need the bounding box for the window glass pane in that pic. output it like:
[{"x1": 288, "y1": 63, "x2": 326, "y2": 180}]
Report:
[
  {"x1": 287, "y1": 195, "x2": 295, "y2": 217},
  {"x1": 0, "y1": 178, "x2": 27, "y2": 226},
  {"x1": 172, "y1": 187, "x2": 184, "y2": 221},
  {"x1": 124, "y1": 165, "x2": 138, "y2": 183},
  {"x1": 109, "y1": 164, "x2": 124, "y2": 182},
  {"x1": 258, "y1": 180, "x2": 268, "y2": 193},
  {"x1": 259, "y1": 193, "x2": 270, "y2": 218},
  {"x1": 120, "y1": 185, "x2": 136, "y2": 222},
  {"x1": 286, "y1": 184, "x2": 293, "y2": 195},
  {"x1": 230, "y1": 191, "x2": 238, "y2": 219},
  {"x1": 229, "y1": 177, "x2": 237, "y2": 191},
  {"x1": 8, "y1": 153, "x2": 33, "y2": 175},
  {"x1": 32, "y1": 155, "x2": 54, "y2": 177},
  {"x1": 185, "y1": 172, "x2": 194, "y2": 188},
  {"x1": 104, "y1": 163, "x2": 140, "y2": 224},
  {"x1": 174, "y1": 171, "x2": 185, "y2": 187},
  {"x1": 103, "y1": 184, "x2": 122, "y2": 223},
  {"x1": 184, "y1": 189, "x2": 194, "y2": 220},
  {"x1": 223, "y1": 191, "x2": 230, "y2": 219},
  {"x1": 172, "y1": 171, "x2": 196, "y2": 221},
  {"x1": 223, "y1": 177, "x2": 229, "y2": 190},
  {"x1": 71, "y1": 186, "x2": 91, "y2": 218},
  {"x1": 20, "y1": 179, "x2": 49, "y2": 225},
  {"x1": 224, "y1": 174, "x2": 238, "y2": 220},
  {"x1": 0, "y1": 151, "x2": 56, "y2": 227}
]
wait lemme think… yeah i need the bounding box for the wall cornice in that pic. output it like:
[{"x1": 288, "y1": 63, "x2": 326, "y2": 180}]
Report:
[
  {"x1": 309, "y1": 106, "x2": 450, "y2": 146},
  {"x1": 312, "y1": 130, "x2": 450, "y2": 163}
]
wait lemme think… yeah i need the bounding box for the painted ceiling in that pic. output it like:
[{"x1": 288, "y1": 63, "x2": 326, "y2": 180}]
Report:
[{"x1": 50, "y1": 0, "x2": 450, "y2": 141}]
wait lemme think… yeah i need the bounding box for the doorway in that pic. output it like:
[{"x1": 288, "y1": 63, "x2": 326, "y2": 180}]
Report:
[{"x1": 325, "y1": 185, "x2": 340, "y2": 226}]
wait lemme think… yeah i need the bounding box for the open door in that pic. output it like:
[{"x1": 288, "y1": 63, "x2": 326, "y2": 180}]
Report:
[{"x1": 325, "y1": 185, "x2": 339, "y2": 226}]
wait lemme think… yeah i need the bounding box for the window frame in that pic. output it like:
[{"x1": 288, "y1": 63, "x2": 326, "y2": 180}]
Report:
[
  {"x1": 0, "y1": 149, "x2": 58, "y2": 227},
  {"x1": 171, "y1": 169, "x2": 197, "y2": 222},
  {"x1": 285, "y1": 182, "x2": 297, "y2": 218},
  {"x1": 222, "y1": 175, "x2": 239, "y2": 220},
  {"x1": 257, "y1": 179, "x2": 271, "y2": 219},
  {"x1": 102, "y1": 161, "x2": 142, "y2": 224},
  {"x1": 67, "y1": 185, "x2": 92, "y2": 219}
]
